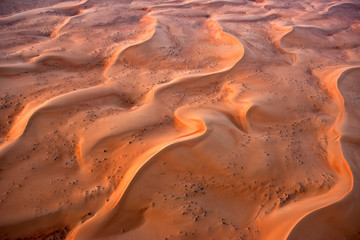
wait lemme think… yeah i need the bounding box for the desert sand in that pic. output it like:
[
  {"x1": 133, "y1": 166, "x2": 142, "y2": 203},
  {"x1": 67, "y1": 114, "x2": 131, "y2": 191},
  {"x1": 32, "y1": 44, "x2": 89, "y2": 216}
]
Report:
[{"x1": 0, "y1": 0, "x2": 359, "y2": 239}]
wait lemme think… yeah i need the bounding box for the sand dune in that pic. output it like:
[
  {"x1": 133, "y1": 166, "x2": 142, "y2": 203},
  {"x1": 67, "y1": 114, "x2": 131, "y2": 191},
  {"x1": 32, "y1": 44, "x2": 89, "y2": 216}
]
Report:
[{"x1": 0, "y1": 0, "x2": 359, "y2": 239}]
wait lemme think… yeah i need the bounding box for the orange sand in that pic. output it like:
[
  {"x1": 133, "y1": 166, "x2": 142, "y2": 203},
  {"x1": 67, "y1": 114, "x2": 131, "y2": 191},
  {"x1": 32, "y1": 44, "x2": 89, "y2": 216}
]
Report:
[{"x1": 0, "y1": 0, "x2": 359, "y2": 239}]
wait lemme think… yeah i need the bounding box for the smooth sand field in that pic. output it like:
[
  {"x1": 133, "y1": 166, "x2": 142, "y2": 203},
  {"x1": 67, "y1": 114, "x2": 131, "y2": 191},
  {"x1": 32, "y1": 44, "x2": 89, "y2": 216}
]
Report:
[{"x1": 0, "y1": 0, "x2": 359, "y2": 239}]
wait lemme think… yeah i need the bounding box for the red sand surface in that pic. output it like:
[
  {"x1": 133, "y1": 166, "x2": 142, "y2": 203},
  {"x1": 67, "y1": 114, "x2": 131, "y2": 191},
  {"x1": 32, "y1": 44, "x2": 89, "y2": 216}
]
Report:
[{"x1": 0, "y1": 0, "x2": 359, "y2": 239}]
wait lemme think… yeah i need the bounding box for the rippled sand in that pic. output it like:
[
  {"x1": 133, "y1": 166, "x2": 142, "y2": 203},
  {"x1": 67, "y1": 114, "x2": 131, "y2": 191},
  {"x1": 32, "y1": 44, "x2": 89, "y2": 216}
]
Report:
[{"x1": 0, "y1": 0, "x2": 359, "y2": 239}]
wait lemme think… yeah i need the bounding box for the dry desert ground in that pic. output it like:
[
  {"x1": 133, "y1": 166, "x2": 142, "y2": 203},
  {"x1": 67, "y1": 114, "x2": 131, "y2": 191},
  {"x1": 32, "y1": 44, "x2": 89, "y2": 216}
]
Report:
[{"x1": 0, "y1": 0, "x2": 359, "y2": 239}]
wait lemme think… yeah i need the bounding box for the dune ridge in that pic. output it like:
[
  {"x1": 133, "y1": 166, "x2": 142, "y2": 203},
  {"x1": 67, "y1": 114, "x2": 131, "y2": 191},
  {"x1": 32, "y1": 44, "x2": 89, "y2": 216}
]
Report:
[
  {"x1": 287, "y1": 66, "x2": 360, "y2": 239},
  {"x1": 257, "y1": 66, "x2": 357, "y2": 239},
  {"x1": 0, "y1": 0, "x2": 359, "y2": 239},
  {"x1": 67, "y1": 13, "x2": 246, "y2": 239}
]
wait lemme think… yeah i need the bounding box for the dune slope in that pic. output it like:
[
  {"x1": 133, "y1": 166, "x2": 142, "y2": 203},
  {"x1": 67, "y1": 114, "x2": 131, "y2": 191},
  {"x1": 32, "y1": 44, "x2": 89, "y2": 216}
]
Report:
[{"x1": 0, "y1": 0, "x2": 359, "y2": 239}]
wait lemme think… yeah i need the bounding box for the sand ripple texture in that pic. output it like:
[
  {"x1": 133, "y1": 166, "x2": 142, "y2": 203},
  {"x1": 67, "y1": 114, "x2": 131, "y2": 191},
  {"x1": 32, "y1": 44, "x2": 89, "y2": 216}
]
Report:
[{"x1": 0, "y1": 0, "x2": 359, "y2": 239}]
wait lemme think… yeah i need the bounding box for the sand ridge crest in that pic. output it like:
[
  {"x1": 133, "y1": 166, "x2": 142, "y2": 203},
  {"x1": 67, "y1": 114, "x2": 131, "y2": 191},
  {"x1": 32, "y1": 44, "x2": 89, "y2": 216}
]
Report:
[{"x1": 0, "y1": 0, "x2": 359, "y2": 239}]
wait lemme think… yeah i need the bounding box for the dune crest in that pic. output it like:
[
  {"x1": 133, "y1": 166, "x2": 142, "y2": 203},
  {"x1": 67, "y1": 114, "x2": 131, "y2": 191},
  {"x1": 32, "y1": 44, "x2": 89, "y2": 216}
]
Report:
[{"x1": 0, "y1": 0, "x2": 359, "y2": 239}]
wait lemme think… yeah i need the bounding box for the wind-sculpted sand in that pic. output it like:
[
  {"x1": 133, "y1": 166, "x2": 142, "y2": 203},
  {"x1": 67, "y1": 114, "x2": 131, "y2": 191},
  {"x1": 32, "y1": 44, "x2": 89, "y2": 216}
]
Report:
[{"x1": 0, "y1": 0, "x2": 359, "y2": 239}]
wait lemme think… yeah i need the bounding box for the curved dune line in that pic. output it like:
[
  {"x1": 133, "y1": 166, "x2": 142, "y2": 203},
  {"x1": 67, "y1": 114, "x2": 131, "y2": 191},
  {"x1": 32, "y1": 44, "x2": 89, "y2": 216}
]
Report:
[
  {"x1": 209, "y1": 103, "x2": 252, "y2": 134},
  {"x1": 0, "y1": 63, "x2": 36, "y2": 76},
  {"x1": 50, "y1": 8, "x2": 90, "y2": 39},
  {"x1": 136, "y1": 21, "x2": 243, "y2": 133},
  {"x1": 0, "y1": 85, "x2": 115, "y2": 158},
  {"x1": 27, "y1": 52, "x2": 91, "y2": 65},
  {"x1": 65, "y1": 16, "x2": 246, "y2": 239},
  {"x1": 209, "y1": 85, "x2": 253, "y2": 133},
  {"x1": 76, "y1": 15, "x2": 244, "y2": 159},
  {"x1": 27, "y1": 52, "x2": 90, "y2": 64},
  {"x1": 102, "y1": 14, "x2": 157, "y2": 79},
  {"x1": 0, "y1": 13, "x2": 158, "y2": 156},
  {"x1": 0, "y1": 49, "x2": 97, "y2": 76},
  {"x1": 1, "y1": 13, "x2": 245, "y2": 237},
  {"x1": 286, "y1": 66, "x2": 360, "y2": 238},
  {"x1": 75, "y1": 138, "x2": 84, "y2": 167},
  {"x1": 0, "y1": 13, "x2": 156, "y2": 76},
  {"x1": 81, "y1": 15, "x2": 245, "y2": 150},
  {"x1": 188, "y1": 0, "x2": 247, "y2": 7},
  {"x1": 0, "y1": 54, "x2": 88, "y2": 76},
  {"x1": 146, "y1": 0, "x2": 247, "y2": 11},
  {"x1": 323, "y1": 1, "x2": 360, "y2": 13},
  {"x1": 67, "y1": 108, "x2": 208, "y2": 240},
  {"x1": 224, "y1": 85, "x2": 253, "y2": 133},
  {"x1": 215, "y1": 12, "x2": 279, "y2": 23},
  {"x1": 285, "y1": 66, "x2": 360, "y2": 237},
  {"x1": 270, "y1": 24, "x2": 297, "y2": 63},
  {"x1": 80, "y1": 16, "x2": 245, "y2": 154},
  {"x1": 58, "y1": 15, "x2": 159, "y2": 157},
  {"x1": 0, "y1": 0, "x2": 89, "y2": 23},
  {"x1": 79, "y1": 32, "x2": 244, "y2": 162},
  {"x1": 138, "y1": 17, "x2": 244, "y2": 106},
  {"x1": 279, "y1": 25, "x2": 342, "y2": 51},
  {"x1": 233, "y1": 101, "x2": 253, "y2": 134},
  {"x1": 258, "y1": 66, "x2": 357, "y2": 240}
]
